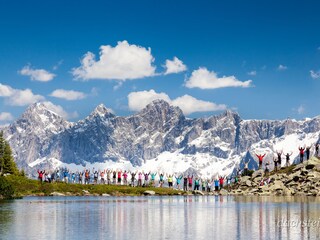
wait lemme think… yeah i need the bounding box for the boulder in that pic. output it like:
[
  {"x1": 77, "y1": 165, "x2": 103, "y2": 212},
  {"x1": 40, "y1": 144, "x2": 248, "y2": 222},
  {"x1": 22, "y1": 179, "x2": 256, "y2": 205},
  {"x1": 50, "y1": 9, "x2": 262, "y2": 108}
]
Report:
[
  {"x1": 283, "y1": 187, "x2": 294, "y2": 196},
  {"x1": 240, "y1": 176, "x2": 251, "y2": 182},
  {"x1": 143, "y1": 190, "x2": 156, "y2": 195},
  {"x1": 307, "y1": 171, "x2": 320, "y2": 180},
  {"x1": 293, "y1": 164, "x2": 304, "y2": 172},
  {"x1": 315, "y1": 164, "x2": 320, "y2": 172},
  {"x1": 245, "y1": 180, "x2": 252, "y2": 187},
  {"x1": 270, "y1": 180, "x2": 285, "y2": 191},
  {"x1": 252, "y1": 169, "x2": 264, "y2": 179},
  {"x1": 305, "y1": 157, "x2": 320, "y2": 170},
  {"x1": 219, "y1": 189, "x2": 229, "y2": 196},
  {"x1": 101, "y1": 193, "x2": 111, "y2": 197},
  {"x1": 82, "y1": 190, "x2": 90, "y2": 196},
  {"x1": 50, "y1": 192, "x2": 65, "y2": 196}
]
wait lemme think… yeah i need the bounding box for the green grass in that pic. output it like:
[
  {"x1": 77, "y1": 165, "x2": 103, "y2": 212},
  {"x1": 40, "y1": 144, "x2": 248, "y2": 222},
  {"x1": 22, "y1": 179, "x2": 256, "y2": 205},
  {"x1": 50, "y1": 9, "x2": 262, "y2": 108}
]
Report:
[{"x1": 4, "y1": 175, "x2": 184, "y2": 197}]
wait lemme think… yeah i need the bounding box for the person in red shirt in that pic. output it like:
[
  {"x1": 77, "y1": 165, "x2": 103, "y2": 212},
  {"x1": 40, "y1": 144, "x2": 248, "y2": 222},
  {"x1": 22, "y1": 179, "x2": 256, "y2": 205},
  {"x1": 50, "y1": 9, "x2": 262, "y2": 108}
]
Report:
[
  {"x1": 255, "y1": 153, "x2": 266, "y2": 169},
  {"x1": 219, "y1": 176, "x2": 225, "y2": 190},
  {"x1": 298, "y1": 146, "x2": 305, "y2": 163},
  {"x1": 117, "y1": 170, "x2": 122, "y2": 185},
  {"x1": 187, "y1": 175, "x2": 193, "y2": 191},
  {"x1": 37, "y1": 170, "x2": 45, "y2": 182}
]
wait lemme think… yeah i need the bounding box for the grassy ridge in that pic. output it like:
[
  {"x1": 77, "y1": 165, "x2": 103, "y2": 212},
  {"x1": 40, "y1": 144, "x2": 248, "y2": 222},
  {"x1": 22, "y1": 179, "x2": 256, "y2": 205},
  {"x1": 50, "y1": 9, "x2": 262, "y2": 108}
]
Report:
[{"x1": 4, "y1": 175, "x2": 184, "y2": 197}]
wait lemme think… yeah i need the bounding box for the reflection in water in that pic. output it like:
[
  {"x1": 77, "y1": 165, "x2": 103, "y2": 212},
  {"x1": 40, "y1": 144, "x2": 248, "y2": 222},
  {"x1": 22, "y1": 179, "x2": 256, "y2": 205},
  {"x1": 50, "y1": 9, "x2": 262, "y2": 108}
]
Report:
[{"x1": 1, "y1": 196, "x2": 320, "y2": 239}]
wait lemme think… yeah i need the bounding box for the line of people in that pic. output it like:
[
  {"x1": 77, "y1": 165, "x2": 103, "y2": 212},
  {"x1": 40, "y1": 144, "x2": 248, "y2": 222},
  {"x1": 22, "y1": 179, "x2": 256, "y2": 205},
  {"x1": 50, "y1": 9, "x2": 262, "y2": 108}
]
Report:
[
  {"x1": 36, "y1": 167, "x2": 238, "y2": 192},
  {"x1": 252, "y1": 142, "x2": 319, "y2": 175}
]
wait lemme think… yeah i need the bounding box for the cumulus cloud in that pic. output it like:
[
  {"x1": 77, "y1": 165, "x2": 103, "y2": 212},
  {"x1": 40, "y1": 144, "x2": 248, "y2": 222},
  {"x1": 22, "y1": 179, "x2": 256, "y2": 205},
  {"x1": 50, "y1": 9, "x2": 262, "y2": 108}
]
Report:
[
  {"x1": 0, "y1": 83, "x2": 44, "y2": 106},
  {"x1": 127, "y1": 89, "x2": 227, "y2": 115},
  {"x1": 72, "y1": 40, "x2": 156, "y2": 80},
  {"x1": 247, "y1": 70, "x2": 257, "y2": 76},
  {"x1": 0, "y1": 112, "x2": 14, "y2": 122},
  {"x1": 164, "y1": 57, "x2": 187, "y2": 75},
  {"x1": 42, "y1": 101, "x2": 78, "y2": 119},
  {"x1": 19, "y1": 65, "x2": 56, "y2": 82},
  {"x1": 185, "y1": 67, "x2": 252, "y2": 89},
  {"x1": 310, "y1": 70, "x2": 320, "y2": 79},
  {"x1": 49, "y1": 89, "x2": 87, "y2": 100},
  {"x1": 277, "y1": 64, "x2": 287, "y2": 71},
  {"x1": 171, "y1": 95, "x2": 226, "y2": 115}
]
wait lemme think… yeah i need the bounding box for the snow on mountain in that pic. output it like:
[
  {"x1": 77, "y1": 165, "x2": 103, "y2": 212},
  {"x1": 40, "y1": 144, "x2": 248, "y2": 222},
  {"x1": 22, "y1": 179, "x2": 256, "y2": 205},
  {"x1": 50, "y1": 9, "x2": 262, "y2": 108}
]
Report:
[{"x1": 2, "y1": 100, "x2": 320, "y2": 178}]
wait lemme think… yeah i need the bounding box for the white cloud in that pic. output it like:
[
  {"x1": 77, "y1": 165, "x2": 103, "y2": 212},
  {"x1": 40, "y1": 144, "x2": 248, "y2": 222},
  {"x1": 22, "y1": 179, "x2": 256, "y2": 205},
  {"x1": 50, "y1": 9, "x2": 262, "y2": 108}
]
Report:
[
  {"x1": 19, "y1": 65, "x2": 56, "y2": 82},
  {"x1": 0, "y1": 84, "x2": 14, "y2": 96},
  {"x1": 163, "y1": 57, "x2": 187, "y2": 75},
  {"x1": 171, "y1": 95, "x2": 227, "y2": 115},
  {"x1": 310, "y1": 70, "x2": 320, "y2": 79},
  {"x1": 0, "y1": 83, "x2": 44, "y2": 106},
  {"x1": 0, "y1": 112, "x2": 14, "y2": 122},
  {"x1": 277, "y1": 64, "x2": 287, "y2": 71},
  {"x1": 42, "y1": 101, "x2": 78, "y2": 119},
  {"x1": 72, "y1": 40, "x2": 156, "y2": 81},
  {"x1": 185, "y1": 67, "x2": 252, "y2": 89},
  {"x1": 247, "y1": 70, "x2": 257, "y2": 76},
  {"x1": 49, "y1": 89, "x2": 87, "y2": 100},
  {"x1": 128, "y1": 89, "x2": 171, "y2": 112},
  {"x1": 127, "y1": 89, "x2": 227, "y2": 115}
]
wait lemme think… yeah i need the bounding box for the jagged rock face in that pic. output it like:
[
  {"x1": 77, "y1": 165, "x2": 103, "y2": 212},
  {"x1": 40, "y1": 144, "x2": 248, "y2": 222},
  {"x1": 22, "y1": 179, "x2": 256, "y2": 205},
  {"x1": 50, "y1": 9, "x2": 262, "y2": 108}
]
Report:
[
  {"x1": 2, "y1": 100, "x2": 320, "y2": 174},
  {"x1": 4, "y1": 103, "x2": 72, "y2": 169}
]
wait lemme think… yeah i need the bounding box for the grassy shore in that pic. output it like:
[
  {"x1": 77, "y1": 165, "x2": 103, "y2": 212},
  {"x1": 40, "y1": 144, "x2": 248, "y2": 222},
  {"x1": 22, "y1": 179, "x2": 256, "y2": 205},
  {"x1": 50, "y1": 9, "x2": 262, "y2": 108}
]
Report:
[{"x1": 4, "y1": 175, "x2": 184, "y2": 198}]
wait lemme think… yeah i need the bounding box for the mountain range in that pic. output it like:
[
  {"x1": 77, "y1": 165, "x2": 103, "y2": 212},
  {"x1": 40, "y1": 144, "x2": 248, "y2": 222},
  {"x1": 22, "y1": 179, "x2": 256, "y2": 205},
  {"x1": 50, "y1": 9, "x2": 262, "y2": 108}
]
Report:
[{"x1": 2, "y1": 100, "x2": 320, "y2": 177}]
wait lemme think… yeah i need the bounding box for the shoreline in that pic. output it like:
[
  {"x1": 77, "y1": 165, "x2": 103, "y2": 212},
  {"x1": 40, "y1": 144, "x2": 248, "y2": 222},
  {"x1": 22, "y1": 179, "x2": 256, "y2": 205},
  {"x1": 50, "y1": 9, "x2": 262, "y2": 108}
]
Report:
[{"x1": 2, "y1": 157, "x2": 320, "y2": 199}]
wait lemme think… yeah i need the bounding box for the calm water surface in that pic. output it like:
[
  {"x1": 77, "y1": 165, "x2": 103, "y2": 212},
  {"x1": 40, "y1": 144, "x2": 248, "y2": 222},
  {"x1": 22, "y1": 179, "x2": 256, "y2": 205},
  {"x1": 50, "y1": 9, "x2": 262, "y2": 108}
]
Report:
[{"x1": 1, "y1": 196, "x2": 320, "y2": 240}]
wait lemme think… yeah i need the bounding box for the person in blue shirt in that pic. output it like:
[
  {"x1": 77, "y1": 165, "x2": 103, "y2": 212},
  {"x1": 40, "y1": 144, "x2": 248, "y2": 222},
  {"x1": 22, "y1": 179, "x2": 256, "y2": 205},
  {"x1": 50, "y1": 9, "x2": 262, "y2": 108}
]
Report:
[{"x1": 214, "y1": 178, "x2": 220, "y2": 191}]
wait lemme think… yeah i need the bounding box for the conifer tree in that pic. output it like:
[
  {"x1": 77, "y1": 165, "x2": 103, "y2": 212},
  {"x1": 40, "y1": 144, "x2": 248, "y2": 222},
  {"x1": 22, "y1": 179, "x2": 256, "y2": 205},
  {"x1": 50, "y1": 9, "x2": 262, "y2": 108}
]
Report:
[{"x1": 0, "y1": 131, "x2": 18, "y2": 175}]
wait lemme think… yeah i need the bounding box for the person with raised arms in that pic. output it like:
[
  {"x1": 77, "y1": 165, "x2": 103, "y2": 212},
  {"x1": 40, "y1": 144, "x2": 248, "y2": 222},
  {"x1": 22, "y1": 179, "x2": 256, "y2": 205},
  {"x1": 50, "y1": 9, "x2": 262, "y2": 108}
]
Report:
[
  {"x1": 137, "y1": 172, "x2": 143, "y2": 187},
  {"x1": 305, "y1": 146, "x2": 311, "y2": 160},
  {"x1": 130, "y1": 171, "x2": 137, "y2": 187},
  {"x1": 255, "y1": 152, "x2": 266, "y2": 169},
  {"x1": 100, "y1": 170, "x2": 105, "y2": 184},
  {"x1": 122, "y1": 170, "x2": 128, "y2": 185},
  {"x1": 183, "y1": 175, "x2": 188, "y2": 191},
  {"x1": 276, "y1": 150, "x2": 283, "y2": 168},
  {"x1": 284, "y1": 152, "x2": 293, "y2": 167},
  {"x1": 167, "y1": 174, "x2": 173, "y2": 188},
  {"x1": 150, "y1": 172, "x2": 157, "y2": 186},
  {"x1": 143, "y1": 172, "x2": 150, "y2": 186},
  {"x1": 194, "y1": 177, "x2": 200, "y2": 191},
  {"x1": 175, "y1": 174, "x2": 183, "y2": 190},
  {"x1": 159, "y1": 173, "x2": 164, "y2": 187},
  {"x1": 298, "y1": 146, "x2": 305, "y2": 163},
  {"x1": 187, "y1": 175, "x2": 193, "y2": 191},
  {"x1": 117, "y1": 170, "x2": 122, "y2": 185}
]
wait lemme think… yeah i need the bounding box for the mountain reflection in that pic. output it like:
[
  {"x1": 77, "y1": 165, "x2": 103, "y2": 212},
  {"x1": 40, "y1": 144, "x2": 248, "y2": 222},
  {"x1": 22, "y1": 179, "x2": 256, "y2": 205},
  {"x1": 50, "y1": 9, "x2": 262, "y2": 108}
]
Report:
[{"x1": 1, "y1": 196, "x2": 320, "y2": 239}]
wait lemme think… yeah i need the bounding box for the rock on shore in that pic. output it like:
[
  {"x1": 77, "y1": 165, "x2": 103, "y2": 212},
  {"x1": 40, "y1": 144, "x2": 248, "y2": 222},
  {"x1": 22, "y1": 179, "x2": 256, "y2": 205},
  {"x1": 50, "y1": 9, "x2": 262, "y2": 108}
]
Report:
[{"x1": 229, "y1": 157, "x2": 320, "y2": 196}]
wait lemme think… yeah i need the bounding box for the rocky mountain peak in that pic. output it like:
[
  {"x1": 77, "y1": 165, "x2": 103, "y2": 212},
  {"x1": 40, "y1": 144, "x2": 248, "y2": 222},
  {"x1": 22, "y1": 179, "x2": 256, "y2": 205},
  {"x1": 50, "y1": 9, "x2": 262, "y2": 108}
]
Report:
[
  {"x1": 89, "y1": 103, "x2": 115, "y2": 118},
  {"x1": 140, "y1": 99, "x2": 184, "y2": 119},
  {"x1": 21, "y1": 102, "x2": 65, "y2": 123}
]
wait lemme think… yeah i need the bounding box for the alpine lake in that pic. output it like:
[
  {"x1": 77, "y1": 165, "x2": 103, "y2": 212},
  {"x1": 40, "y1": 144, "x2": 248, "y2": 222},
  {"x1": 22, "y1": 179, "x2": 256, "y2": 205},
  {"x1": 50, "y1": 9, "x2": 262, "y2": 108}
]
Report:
[{"x1": 1, "y1": 196, "x2": 320, "y2": 240}]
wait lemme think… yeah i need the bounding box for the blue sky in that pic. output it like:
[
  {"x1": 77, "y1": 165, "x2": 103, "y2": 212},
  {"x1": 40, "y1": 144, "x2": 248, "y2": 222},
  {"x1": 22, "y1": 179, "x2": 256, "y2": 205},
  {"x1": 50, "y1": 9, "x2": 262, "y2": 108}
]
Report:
[{"x1": 0, "y1": 0, "x2": 320, "y2": 124}]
